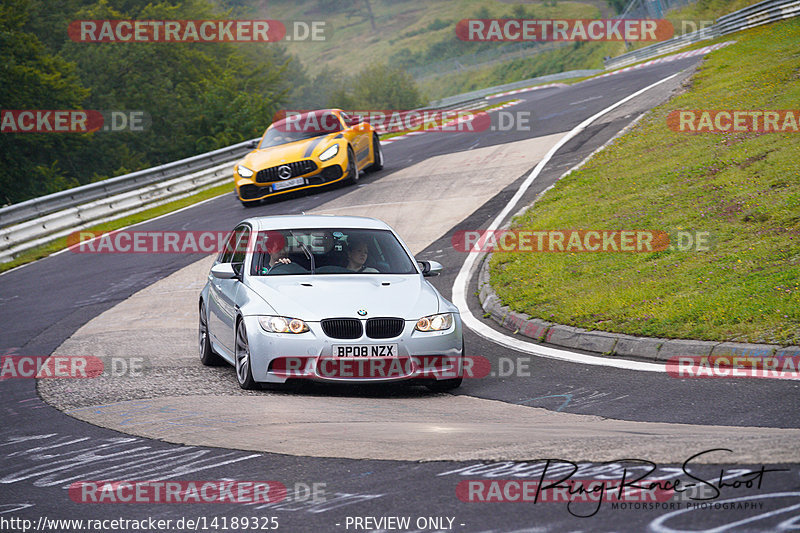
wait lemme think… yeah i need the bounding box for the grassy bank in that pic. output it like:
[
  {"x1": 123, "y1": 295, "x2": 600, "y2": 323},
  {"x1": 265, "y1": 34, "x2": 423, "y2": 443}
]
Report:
[
  {"x1": 418, "y1": 0, "x2": 766, "y2": 101},
  {"x1": 419, "y1": 41, "x2": 621, "y2": 101},
  {"x1": 489, "y1": 18, "x2": 800, "y2": 345},
  {"x1": 257, "y1": 0, "x2": 600, "y2": 78}
]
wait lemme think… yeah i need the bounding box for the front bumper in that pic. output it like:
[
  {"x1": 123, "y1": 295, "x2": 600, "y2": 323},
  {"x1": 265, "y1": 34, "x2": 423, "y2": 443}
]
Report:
[
  {"x1": 235, "y1": 152, "x2": 349, "y2": 202},
  {"x1": 242, "y1": 315, "x2": 463, "y2": 384}
]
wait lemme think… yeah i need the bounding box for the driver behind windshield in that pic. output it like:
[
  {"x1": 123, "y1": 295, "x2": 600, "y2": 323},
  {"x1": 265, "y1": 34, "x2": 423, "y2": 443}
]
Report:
[
  {"x1": 260, "y1": 232, "x2": 292, "y2": 274},
  {"x1": 345, "y1": 238, "x2": 378, "y2": 273}
]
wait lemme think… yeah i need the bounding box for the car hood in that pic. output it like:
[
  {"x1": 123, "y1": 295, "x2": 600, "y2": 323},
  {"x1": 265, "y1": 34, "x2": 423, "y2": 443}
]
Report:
[
  {"x1": 245, "y1": 275, "x2": 440, "y2": 321},
  {"x1": 243, "y1": 135, "x2": 337, "y2": 169}
]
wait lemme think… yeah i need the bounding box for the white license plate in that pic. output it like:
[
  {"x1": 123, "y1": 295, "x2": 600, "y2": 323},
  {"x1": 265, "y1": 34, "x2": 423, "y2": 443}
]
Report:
[
  {"x1": 333, "y1": 344, "x2": 398, "y2": 357},
  {"x1": 272, "y1": 177, "x2": 304, "y2": 191}
]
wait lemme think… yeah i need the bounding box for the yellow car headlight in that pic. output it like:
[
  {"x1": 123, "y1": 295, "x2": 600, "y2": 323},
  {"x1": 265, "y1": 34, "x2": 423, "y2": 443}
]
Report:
[
  {"x1": 318, "y1": 144, "x2": 339, "y2": 162},
  {"x1": 237, "y1": 165, "x2": 255, "y2": 178}
]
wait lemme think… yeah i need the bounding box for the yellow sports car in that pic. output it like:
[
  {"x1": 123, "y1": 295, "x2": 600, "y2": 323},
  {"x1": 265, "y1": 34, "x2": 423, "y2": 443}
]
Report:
[{"x1": 234, "y1": 109, "x2": 384, "y2": 206}]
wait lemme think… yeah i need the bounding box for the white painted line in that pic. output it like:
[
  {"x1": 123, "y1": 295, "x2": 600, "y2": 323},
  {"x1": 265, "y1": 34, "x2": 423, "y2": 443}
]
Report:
[{"x1": 452, "y1": 72, "x2": 684, "y2": 373}]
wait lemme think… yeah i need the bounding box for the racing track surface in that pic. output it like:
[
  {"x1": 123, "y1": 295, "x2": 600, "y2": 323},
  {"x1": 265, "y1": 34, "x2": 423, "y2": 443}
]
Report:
[{"x1": 3, "y1": 55, "x2": 800, "y2": 531}]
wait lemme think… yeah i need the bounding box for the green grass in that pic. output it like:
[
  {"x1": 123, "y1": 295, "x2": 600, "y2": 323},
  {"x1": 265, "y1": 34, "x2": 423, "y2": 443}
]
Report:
[
  {"x1": 417, "y1": 0, "x2": 766, "y2": 101},
  {"x1": 257, "y1": 0, "x2": 600, "y2": 79},
  {"x1": 489, "y1": 18, "x2": 800, "y2": 345},
  {"x1": 0, "y1": 183, "x2": 234, "y2": 274},
  {"x1": 420, "y1": 40, "x2": 622, "y2": 101}
]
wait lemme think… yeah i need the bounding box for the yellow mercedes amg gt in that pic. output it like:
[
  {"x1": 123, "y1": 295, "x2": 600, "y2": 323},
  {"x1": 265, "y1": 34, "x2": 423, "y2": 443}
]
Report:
[{"x1": 234, "y1": 109, "x2": 384, "y2": 206}]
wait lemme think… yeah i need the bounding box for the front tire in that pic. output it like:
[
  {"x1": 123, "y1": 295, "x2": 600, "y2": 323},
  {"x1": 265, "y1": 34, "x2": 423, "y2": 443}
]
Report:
[
  {"x1": 367, "y1": 134, "x2": 383, "y2": 172},
  {"x1": 199, "y1": 303, "x2": 224, "y2": 366},
  {"x1": 241, "y1": 199, "x2": 260, "y2": 208},
  {"x1": 235, "y1": 320, "x2": 258, "y2": 390},
  {"x1": 344, "y1": 146, "x2": 359, "y2": 185}
]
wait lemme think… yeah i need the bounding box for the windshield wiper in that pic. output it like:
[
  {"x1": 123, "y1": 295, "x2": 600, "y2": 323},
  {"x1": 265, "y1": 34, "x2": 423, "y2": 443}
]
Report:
[{"x1": 290, "y1": 231, "x2": 315, "y2": 274}]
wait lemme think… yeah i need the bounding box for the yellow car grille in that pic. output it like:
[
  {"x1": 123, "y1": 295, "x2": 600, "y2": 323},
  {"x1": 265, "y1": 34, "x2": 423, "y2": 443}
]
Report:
[{"x1": 255, "y1": 160, "x2": 318, "y2": 183}]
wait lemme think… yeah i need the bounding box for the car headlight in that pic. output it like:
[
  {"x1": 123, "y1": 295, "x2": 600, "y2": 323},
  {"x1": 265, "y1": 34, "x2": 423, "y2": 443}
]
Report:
[
  {"x1": 415, "y1": 313, "x2": 453, "y2": 332},
  {"x1": 318, "y1": 144, "x2": 339, "y2": 161},
  {"x1": 258, "y1": 316, "x2": 309, "y2": 334},
  {"x1": 237, "y1": 165, "x2": 255, "y2": 178}
]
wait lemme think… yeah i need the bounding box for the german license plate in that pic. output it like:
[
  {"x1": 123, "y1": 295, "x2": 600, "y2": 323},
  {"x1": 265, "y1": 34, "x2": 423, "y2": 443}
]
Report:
[
  {"x1": 333, "y1": 344, "x2": 398, "y2": 357},
  {"x1": 272, "y1": 177, "x2": 304, "y2": 191}
]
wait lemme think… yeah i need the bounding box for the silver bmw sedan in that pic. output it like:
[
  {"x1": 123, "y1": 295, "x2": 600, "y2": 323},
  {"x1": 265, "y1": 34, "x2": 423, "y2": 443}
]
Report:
[{"x1": 199, "y1": 215, "x2": 464, "y2": 391}]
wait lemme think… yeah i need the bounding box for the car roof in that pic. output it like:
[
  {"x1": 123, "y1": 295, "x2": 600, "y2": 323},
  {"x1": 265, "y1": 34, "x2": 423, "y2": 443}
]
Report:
[{"x1": 243, "y1": 215, "x2": 394, "y2": 232}]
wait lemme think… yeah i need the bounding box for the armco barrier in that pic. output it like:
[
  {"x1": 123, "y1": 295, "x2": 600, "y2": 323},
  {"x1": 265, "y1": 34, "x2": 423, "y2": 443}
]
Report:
[
  {"x1": 604, "y1": 0, "x2": 800, "y2": 70},
  {"x1": 0, "y1": 139, "x2": 257, "y2": 263},
  {"x1": 0, "y1": 138, "x2": 258, "y2": 229},
  {"x1": 0, "y1": 160, "x2": 235, "y2": 263},
  {"x1": 427, "y1": 69, "x2": 602, "y2": 109}
]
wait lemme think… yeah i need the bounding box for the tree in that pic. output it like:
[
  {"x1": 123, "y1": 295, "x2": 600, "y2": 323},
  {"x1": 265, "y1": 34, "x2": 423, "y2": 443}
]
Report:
[
  {"x1": 333, "y1": 64, "x2": 424, "y2": 109},
  {"x1": 606, "y1": 0, "x2": 628, "y2": 13},
  {"x1": 290, "y1": 66, "x2": 350, "y2": 109},
  {"x1": 363, "y1": 0, "x2": 377, "y2": 31},
  {"x1": 1, "y1": 0, "x2": 293, "y2": 204},
  {"x1": 0, "y1": 0, "x2": 91, "y2": 204}
]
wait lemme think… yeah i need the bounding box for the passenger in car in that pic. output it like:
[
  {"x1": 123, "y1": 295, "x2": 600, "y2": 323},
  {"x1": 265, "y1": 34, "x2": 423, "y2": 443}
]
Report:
[{"x1": 345, "y1": 239, "x2": 379, "y2": 273}]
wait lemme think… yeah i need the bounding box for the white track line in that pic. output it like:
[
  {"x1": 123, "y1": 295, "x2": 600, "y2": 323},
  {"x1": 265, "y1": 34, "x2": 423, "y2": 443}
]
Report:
[{"x1": 452, "y1": 72, "x2": 684, "y2": 373}]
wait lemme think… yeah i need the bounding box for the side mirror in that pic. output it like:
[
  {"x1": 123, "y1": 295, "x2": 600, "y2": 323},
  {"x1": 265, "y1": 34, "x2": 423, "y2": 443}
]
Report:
[
  {"x1": 211, "y1": 263, "x2": 238, "y2": 280},
  {"x1": 418, "y1": 260, "x2": 443, "y2": 277},
  {"x1": 247, "y1": 139, "x2": 259, "y2": 149}
]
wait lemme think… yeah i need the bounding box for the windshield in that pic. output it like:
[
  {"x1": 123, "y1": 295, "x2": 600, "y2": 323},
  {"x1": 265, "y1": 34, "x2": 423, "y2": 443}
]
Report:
[
  {"x1": 251, "y1": 228, "x2": 417, "y2": 276},
  {"x1": 259, "y1": 111, "x2": 342, "y2": 148}
]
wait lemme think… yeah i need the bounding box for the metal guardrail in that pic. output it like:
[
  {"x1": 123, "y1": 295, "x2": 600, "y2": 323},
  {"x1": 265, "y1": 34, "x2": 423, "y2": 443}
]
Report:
[
  {"x1": 603, "y1": 25, "x2": 717, "y2": 70},
  {"x1": 428, "y1": 69, "x2": 602, "y2": 110},
  {"x1": 0, "y1": 138, "x2": 258, "y2": 229},
  {"x1": 0, "y1": 137, "x2": 259, "y2": 263},
  {"x1": 715, "y1": 0, "x2": 800, "y2": 33},
  {"x1": 604, "y1": 0, "x2": 800, "y2": 70},
  {"x1": 0, "y1": 161, "x2": 236, "y2": 263}
]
